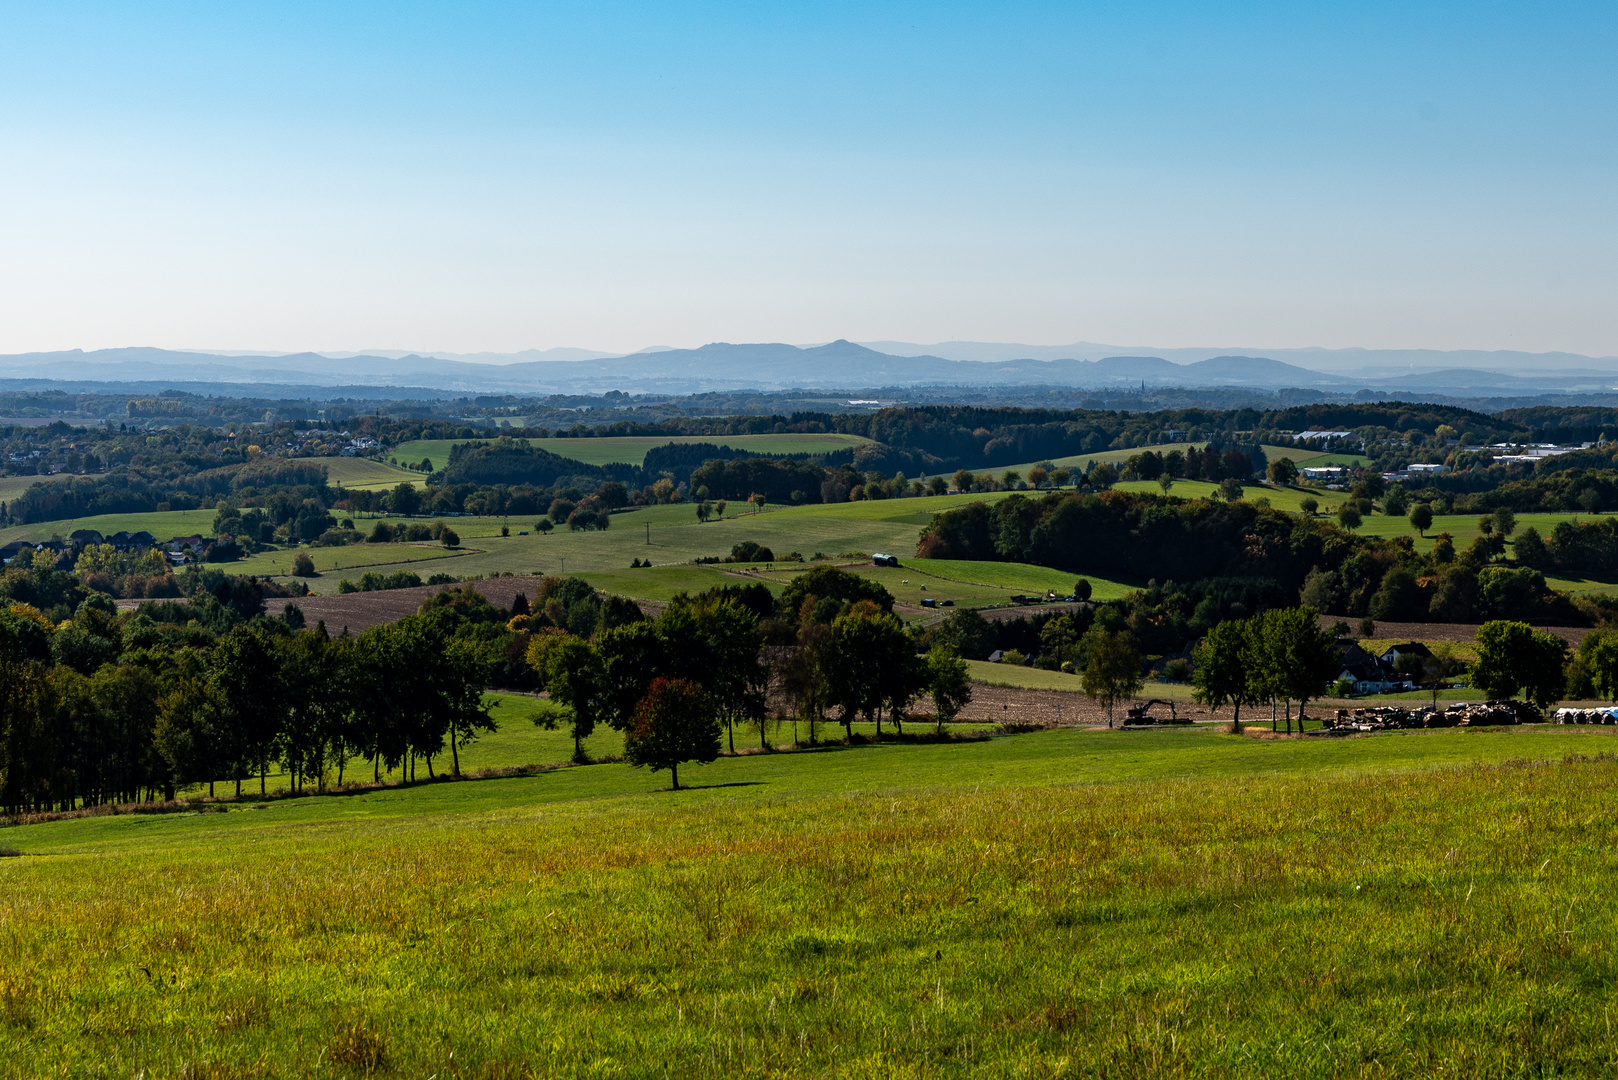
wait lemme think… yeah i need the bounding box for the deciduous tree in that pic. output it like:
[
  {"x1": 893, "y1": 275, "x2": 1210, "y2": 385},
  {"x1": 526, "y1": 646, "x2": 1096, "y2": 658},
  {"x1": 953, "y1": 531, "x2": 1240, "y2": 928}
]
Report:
[
  {"x1": 1080, "y1": 628, "x2": 1143, "y2": 727},
  {"x1": 925, "y1": 645, "x2": 972, "y2": 735},
  {"x1": 1474, "y1": 620, "x2": 1567, "y2": 709},
  {"x1": 1191, "y1": 618, "x2": 1258, "y2": 730},
  {"x1": 527, "y1": 634, "x2": 603, "y2": 761},
  {"x1": 1409, "y1": 502, "x2": 1433, "y2": 537},
  {"x1": 624, "y1": 677, "x2": 720, "y2": 790}
]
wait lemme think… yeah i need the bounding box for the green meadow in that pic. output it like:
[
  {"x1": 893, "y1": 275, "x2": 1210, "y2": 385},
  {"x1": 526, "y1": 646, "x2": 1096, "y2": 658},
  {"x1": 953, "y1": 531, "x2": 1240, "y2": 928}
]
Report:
[
  {"x1": 0, "y1": 473, "x2": 72, "y2": 505},
  {"x1": 7, "y1": 725, "x2": 1618, "y2": 1076},
  {"x1": 992, "y1": 442, "x2": 1349, "y2": 482},
  {"x1": 222, "y1": 492, "x2": 1061, "y2": 598},
  {"x1": 316, "y1": 456, "x2": 420, "y2": 491},
  {"x1": 904, "y1": 558, "x2": 1132, "y2": 599},
  {"x1": 0, "y1": 509, "x2": 219, "y2": 544},
  {"x1": 389, "y1": 432, "x2": 872, "y2": 470},
  {"x1": 964, "y1": 658, "x2": 1089, "y2": 691},
  {"x1": 8, "y1": 483, "x2": 1613, "y2": 604},
  {"x1": 1113, "y1": 478, "x2": 1349, "y2": 513}
]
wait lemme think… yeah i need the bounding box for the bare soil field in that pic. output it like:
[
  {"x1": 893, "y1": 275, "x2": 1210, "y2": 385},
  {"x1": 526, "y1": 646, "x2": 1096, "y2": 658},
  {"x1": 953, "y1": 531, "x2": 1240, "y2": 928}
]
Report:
[
  {"x1": 1315, "y1": 615, "x2": 1591, "y2": 646},
  {"x1": 127, "y1": 576, "x2": 579, "y2": 634},
  {"x1": 946, "y1": 683, "x2": 1213, "y2": 727}
]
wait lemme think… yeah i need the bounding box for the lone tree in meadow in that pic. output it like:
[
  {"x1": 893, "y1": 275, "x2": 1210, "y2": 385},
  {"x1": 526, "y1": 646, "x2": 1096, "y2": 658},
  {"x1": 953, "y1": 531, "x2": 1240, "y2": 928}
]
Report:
[
  {"x1": 624, "y1": 677, "x2": 721, "y2": 790},
  {"x1": 1080, "y1": 628, "x2": 1144, "y2": 727},
  {"x1": 1409, "y1": 501, "x2": 1433, "y2": 537},
  {"x1": 1267, "y1": 457, "x2": 1299, "y2": 485},
  {"x1": 925, "y1": 644, "x2": 972, "y2": 735}
]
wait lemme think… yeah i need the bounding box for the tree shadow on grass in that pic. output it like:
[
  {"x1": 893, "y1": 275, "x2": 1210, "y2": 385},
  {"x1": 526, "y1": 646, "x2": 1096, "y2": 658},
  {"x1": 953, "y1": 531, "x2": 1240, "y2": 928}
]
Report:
[{"x1": 662, "y1": 781, "x2": 766, "y2": 792}]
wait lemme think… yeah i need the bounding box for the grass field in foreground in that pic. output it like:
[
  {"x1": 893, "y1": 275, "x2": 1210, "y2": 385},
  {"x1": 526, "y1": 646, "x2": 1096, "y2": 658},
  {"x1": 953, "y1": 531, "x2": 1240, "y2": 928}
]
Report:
[{"x1": 7, "y1": 726, "x2": 1618, "y2": 1075}]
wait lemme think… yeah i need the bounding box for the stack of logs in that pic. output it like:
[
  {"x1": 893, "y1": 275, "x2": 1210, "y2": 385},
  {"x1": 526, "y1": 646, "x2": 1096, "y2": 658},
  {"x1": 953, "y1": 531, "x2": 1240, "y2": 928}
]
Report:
[{"x1": 1326, "y1": 700, "x2": 1542, "y2": 732}]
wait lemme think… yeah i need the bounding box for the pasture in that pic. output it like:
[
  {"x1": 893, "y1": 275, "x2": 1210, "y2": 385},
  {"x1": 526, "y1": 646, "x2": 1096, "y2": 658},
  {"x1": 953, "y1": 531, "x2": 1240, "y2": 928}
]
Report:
[
  {"x1": 1113, "y1": 478, "x2": 1348, "y2": 513},
  {"x1": 0, "y1": 473, "x2": 73, "y2": 505},
  {"x1": 6, "y1": 725, "x2": 1618, "y2": 1075},
  {"x1": 316, "y1": 456, "x2": 420, "y2": 491},
  {"x1": 994, "y1": 442, "x2": 1206, "y2": 480},
  {"x1": 992, "y1": 442, "x2": 1350, "y2": 483},
  {"x1": 221, "y1": 492, "x2": 1089, "y2": 599},
  {"x1": 388, "y1": 432, "x2": 872, "y2": 470},
  {"x1": 0, "y1": 509, "x2": 219, "y2": 545}
]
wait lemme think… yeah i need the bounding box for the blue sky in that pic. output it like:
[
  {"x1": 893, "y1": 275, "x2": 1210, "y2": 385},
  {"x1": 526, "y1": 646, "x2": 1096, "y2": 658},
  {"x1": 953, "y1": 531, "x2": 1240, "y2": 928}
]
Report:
[{"x1": 0, "y1": 2, "x2": 1613, "y2": 355}]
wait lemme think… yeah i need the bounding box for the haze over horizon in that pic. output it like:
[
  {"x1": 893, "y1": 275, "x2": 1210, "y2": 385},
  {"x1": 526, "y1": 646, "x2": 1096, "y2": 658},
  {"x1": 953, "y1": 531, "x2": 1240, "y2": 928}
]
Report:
[{"x1": 1, "y1": 3, "x2": 1613, "y2": 360}]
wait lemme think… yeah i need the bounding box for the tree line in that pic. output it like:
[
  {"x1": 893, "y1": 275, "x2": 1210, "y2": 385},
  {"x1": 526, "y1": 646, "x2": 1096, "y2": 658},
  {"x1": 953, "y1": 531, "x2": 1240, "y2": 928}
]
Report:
[
  {"x1": 0, "y1": 564, "x2": 980, "y2": 810},
  {"x1": 0, "y1": 596, "x2": 496, "y2": 816},
  {"x1": 919, "y1": 489, "x2": 1589, "y2": 629}
]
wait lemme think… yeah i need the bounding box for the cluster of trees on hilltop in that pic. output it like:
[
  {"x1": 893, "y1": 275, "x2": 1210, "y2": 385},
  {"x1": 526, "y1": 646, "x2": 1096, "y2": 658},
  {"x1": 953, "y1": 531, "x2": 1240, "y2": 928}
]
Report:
[
  {"x1": 918, "y1": 491, "x2": 1337, "y2": 593},
  {"x1": 0, "y1": 550, "x2": 309, "y2": 623},
  {"x1": 1454, "y1": 459, "x2": 1618, "y2": 513},
  {"x1": 1117, "y1": 443, "x2": 1266, "y2": 484}
]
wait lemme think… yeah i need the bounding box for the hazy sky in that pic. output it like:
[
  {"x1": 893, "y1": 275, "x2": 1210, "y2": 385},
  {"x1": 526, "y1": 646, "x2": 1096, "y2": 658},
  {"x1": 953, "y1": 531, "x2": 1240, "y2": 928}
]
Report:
[{"x1": 1, "y1": 2, "x2": 1614, "y2": 356}]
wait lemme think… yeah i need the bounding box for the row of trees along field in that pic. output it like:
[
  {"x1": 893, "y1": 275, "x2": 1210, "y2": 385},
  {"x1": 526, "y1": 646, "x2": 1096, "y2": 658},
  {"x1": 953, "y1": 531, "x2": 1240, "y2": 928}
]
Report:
[
  {"x1": 1192, "y1": 612, "x2": 1576, "y2": 729},
  {"x1": 0, "y1": 595, "x2": 502, "y2": 816},
  {"x1": 0, "y1": 564, "x2": 977, "y2": 812},
  {"x1": 1188, "y1": 607, "x2": 1374, "y2": 732}
]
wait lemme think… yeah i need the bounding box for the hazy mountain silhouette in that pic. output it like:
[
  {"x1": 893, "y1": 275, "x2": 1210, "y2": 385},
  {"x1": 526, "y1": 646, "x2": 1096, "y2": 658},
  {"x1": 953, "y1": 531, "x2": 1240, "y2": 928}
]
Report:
[{"x1": 0, "y1": 340, "x2": 1613, "y2": 397}]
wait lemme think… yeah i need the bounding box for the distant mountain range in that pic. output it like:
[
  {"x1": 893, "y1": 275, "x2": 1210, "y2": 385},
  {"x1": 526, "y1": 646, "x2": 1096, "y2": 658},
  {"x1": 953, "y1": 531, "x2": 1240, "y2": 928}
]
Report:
[{"x1": 1, "y1": 340, "x2": 1616, "y2": 399}]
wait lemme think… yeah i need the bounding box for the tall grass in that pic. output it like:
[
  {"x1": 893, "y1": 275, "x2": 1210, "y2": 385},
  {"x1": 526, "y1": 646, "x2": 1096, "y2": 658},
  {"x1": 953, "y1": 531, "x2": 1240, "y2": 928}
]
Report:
[{"x1": 4, "y1": 738, "x2": 1618, "y2": 1075}]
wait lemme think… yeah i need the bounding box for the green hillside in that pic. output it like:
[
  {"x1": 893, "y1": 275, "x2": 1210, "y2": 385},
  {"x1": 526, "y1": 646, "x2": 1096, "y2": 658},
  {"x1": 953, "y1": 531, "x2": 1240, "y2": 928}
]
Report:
[
  {"x1": 7, "y1": 726, "x2": 1618, "y2": 1073},
  {"x1": 389, "y1": 432, "x2": 872, "y2": 470}
]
